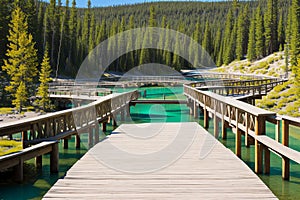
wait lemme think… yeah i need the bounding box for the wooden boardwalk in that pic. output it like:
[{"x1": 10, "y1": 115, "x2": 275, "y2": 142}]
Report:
[{"x1": 44, "y1": 122, "x2": 276, "y2": 199}]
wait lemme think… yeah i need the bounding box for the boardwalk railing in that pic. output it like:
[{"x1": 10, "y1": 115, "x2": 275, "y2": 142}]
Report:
[
  {"x1": 197, "y1": 79, "x2": 287, "y2": 97},
  {"x1": 190, "y1": 78, "x2": 281, "y2": 88},
  {"x1": 0, "y1": 90, "x2": 139, "y2": 182},
  {"x1": 0, "y1": 90, "x2": 139, "y2": 146},
  {"x1": 185, "y1": 71, "x2": 280, "y2": 80},
  {"x1": 184, "y1": 81, "x2": 300, "y2": 180}
]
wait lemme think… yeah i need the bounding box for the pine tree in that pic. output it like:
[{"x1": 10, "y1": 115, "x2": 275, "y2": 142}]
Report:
[
  {"x1": 247, "y1": 13, "x2": 256, "y2": 61},
  {"x1": 37, "y1": 48, "x2": 52, "y2": 111},
  {"x1": 222, "y1": 9, "x2": 234, "y2": 64},
  {"x1": 13, "y1": 81, "x2": 27, "y2": 113},
  {"x1": 189, "y1": 22, "x2": 200, "y2": 68},
  {"x1": 0, "y1": 0, "x2": 11, "y2": 66},
  {"x1": 264, "y1": 0, "x2": 278, "y2": 55},
  {"x1": 88, "y1": 13, "x2": 96, "y2": 52},
  {"x1": 125, "y1": 15, "x2": 135, "y2": 71},
  {"x1": 140, "y1": 5, "x2": 157, "y2": 65},
  {"x1": 236, "y1": 5, "x2": 249, "y2": 60},
  {"x1": 202, "y1": 21, "x2": 212, "y2": 55},
  {"x1": 23, "y1": 0, "x2": 38, "y2": 41},
  {"x1": 172, "y1": 23, "x2": 184, "y2": 70},
  {"x1": 47, "y1": 0, "x2": 59, "y2": 67},
  {"x1": 67, "y1": 0, "x2": 77, "y2": 72},
  {"x1": 118, "y1": 16, "x2": 126, "y2": 71},
  {"x1": 157, "y1": 15, "x2": 166, "y2": 61},
  {"x1": 201, "y1": 21, "x2": 212, "y2": 66},
  {"x1": 82, "y1": 0, "x2": 91, "y2": 55},
  {"x1": 149, "y1": 5, "x2": 157, "y2": 27},
  {"x1": 224, "y1": 20, "x2": 237, "y2": 65},
  {"x1": 163, "y1": 23, "x2": 172, "y2": 67},
  {"x1": 255, "y1": 5, "x2": 265, "y2": 59},
  {"x1": 2, "y1": 7, "x2": 38, "y2": 110},
  {"x1": 277, "y1": 10, "x2": 285, "y2": 51},
  {"x1": 290, "y1": 0, "x2": 300, "y2": 66},
  {"x1": 213, "y1": 26, "x2": 222, "y2": 62}
]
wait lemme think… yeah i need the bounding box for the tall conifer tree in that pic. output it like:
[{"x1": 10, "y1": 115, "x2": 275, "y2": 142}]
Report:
[{"x1": 2, "y1": 7, "x2": 38, "y2": 111}]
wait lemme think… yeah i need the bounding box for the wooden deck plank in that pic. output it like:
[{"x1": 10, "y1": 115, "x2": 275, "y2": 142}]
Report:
[{"x1": 43, "y1": 122, "x2": 277, "y2": 199}]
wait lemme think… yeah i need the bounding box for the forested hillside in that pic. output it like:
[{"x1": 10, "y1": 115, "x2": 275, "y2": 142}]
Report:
[
  {"x1": 0, "y1": 0, "x2": 293, "y2": 77},
  {"x1": 1, "y1": 0, "x2": 300, "y2": 112}
]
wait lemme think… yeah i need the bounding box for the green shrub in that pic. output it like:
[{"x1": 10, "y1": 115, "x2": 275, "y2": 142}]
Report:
[
  {"x1": 273, "y1": 84, "x2": 286, "y2": 93},
  {"x1": 0, "y1": 107, "x2": 13, "y2": 114}
]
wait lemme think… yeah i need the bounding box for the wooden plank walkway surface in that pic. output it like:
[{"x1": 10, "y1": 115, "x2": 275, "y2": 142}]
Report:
[{"x1": 43, "y1": 122, "x2": 277, "y2": 199}]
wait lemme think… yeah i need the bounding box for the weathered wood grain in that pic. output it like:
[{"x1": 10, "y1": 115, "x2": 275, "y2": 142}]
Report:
[{"x1": 44, "y1": 123, "x2": 277, "y2": 199}]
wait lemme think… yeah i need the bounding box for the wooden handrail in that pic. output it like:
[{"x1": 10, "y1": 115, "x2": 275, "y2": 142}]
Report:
[
  {"x1": 0, "y1": 90, "x2": 139, "y2": 143},
  {"x1": 184, "y1": 78, "x2": 299, "y2": 180}
]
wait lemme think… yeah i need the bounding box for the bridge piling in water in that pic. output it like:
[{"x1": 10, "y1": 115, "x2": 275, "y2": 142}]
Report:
[{"x1": 282, "y1": 118, "x2": 290, "y2": 180}]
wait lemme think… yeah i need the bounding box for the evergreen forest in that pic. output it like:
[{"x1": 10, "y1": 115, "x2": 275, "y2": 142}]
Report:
[{"x1": 1, "y1": 0, "x2": 300, "y2": 109}]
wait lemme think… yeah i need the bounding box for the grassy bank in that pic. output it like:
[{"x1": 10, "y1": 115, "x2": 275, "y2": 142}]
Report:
[{"x1": 0, "y1": 140, "x2": 22, "y2": 156}]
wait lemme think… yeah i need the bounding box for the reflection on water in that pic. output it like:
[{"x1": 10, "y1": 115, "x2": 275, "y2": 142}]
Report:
[{"x1": 0, "y1": 86, "x2": 299, "y2": 199}]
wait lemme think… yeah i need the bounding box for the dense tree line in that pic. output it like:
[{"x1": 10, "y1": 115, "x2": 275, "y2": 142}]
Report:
[
  {"x1": 0, "y1": 0, "x2": 293, "y2": 75},
  {"x1": 1, "y1": 0, "x2": 300, "y2": 109}
]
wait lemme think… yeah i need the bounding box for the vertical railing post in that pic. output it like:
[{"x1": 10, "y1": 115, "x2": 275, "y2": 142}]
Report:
[
  {"x1": 50, "y1": 142, "x2": 59, "y2": 173},
  {"x1": 235, "y1": 108, "x2": 241, "y2": 158},
  {"x1": 282, "y1": 119, "x2": 290, "y2": 180},
  {"x1": 203, "y1": 96, "x2": 209, "y2": 128},
  {"x1": 88, "y1": 126, "x2": 93, "y2": 148},
  {"x1": 194, "y1": 100, "x2": 198, "y2": 119},
  {"x1": 221, "y1": 103, "x2": 227, "y2": 139},
  {"x1": 255, "y1": 116, "x2": 265, "y2": 174},
  {"x1": 22, "y1": 131, "x2": 28, "y2": 148},
  {"x1": 245, "y1": 113, "x2": 249, "y2": 147},
  {"x1": 75, "y1": 134, "x2": 80, "y2": 148},
  {"x1": 95, "y1": 122, "x2": 100, "y2": 144}
]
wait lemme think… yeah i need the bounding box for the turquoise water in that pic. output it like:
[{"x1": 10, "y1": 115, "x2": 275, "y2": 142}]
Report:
[{"x1": 0, "y1": 86, "x2": 299, "y2": 199}]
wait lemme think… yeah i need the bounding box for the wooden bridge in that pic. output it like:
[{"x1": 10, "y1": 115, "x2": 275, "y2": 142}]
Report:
[
  {"x1": 43, "y1": 122, "x2": 277, "y2": 199},
  {"x1": 184, "y1": 81, "x2": 300, "y2": 180},
  {"x1": 0, "y1": 90, "x2": 139, "y2": 181},
  {"x1": 0, "y1": 72, "x2": 296, "y2": 199}
]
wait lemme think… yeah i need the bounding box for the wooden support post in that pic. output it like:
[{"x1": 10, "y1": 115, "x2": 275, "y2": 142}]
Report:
[
  {"x1": 282, "y1": 119, "x2": 290, "y2": 180},
  {"x1": 113, "y1": 117, "x2": 117, "y2": 127},
  {"x1": 275, "y1": 120, "x2": 280, "y2": 142},
  {"x1": 193, "y1": 100, "x2": 198, "y2": 119},
  {"x1": 95, "y1": 123, "x2": 100, "y2": 144},
  {"x1": 189, "y1": 100, "x2": 194, "y2": 116},
  {"x1": 222, "y1": 122, "x2": 227, "y2": 140},
  {"x1": 245, "y1": 113, "x2": 249, "y2": 147},
  {"x1": 14, "y1": 158, "x2": 23, "y2": 182},
  {"x1": 221, "y1": 103, "x2": 227, "y2": 139},
  {"x1": 35, "y1": 156, "x2": 43, "y2": 169},
  {"x1": 264, "y1": 146, "x2": 270, "y2": 174},
  {"x1": 203, "y1": 109, "x2": 209, "y2": 128},
  {"x1": 102, "y1": 121, "x2": 107, "y2": 132},
  {"x1": 235, "y1": 109, "x2": 241, "y2": 158},
  {"x1": 255, "y1": 140, "x2": 263, "y2": 174},
  {"x1": 214, "y1": 117, "x2": 220, "y2": 138},
  {"x1": 75, "y1": 134, "x2": 80, "y2": 148},
  {"x1": 121, "y1": 110, "x2": 125, "y2": 121},
  {"x1": 50, "y1": 143, "x2": 59, "y2": 173},
  {"x1": 88, "y1": 126, "x2": 93, "y2": 148},
  {"x1": 255, "y1": 116, "x2": 265, "y2": 174},
  {"x1": 22, "y1": 131, "x2": 28, "y2": 148},
  {"x1": 126, "y1": 105, "x2": 130, "y2": 117},
  {"x1": 214, "y1": 101, "x2": 219, "y2": 138},
  {"x1": 63, "y1": 139, "x2": 68, "y2": 149}
]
